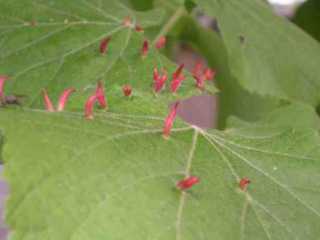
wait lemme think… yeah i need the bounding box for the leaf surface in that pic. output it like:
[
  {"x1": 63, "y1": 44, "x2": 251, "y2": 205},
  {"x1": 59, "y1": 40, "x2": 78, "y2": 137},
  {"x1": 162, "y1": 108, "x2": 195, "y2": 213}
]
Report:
[
  {"x1": 195, "y1": 0, "x2": 320, "y2": 105},
  {"x1": 0, "y1": 104, "x2": 320, "y2": 239},
  {"x1": 0, "y1": 0, "x2": 203, "y2": 116},
  {"x1": 1, "y1": 1, "x2": 320, "y2": 239}
]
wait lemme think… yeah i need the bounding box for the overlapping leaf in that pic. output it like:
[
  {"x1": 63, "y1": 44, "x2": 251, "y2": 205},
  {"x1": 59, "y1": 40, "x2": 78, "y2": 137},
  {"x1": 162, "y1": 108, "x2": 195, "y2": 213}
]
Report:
[
  {"x1": 293, "y1": 0, "x2": 320, "y2": 42},
  {"x1": 195, "y1": 0, "x2": 320, "y2": 106}
]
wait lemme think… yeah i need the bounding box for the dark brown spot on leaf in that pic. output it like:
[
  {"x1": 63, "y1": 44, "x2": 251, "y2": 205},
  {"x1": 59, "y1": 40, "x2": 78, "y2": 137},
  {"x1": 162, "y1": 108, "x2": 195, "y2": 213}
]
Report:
[{"x1": 239, "y1": 35, "x2": 245, "y2": 44}]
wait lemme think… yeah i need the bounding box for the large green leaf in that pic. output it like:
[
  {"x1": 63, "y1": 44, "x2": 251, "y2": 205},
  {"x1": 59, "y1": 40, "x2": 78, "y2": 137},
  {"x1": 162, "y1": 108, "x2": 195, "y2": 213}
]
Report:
[
  {"x1": 194, "y1": 0, "x2": 320, "y2": 106},
  {"x1": 1, "y1": 103, "x2": 320, "y2": 239},
  {"x1": 1, "y1": 1, "x2": 320, "y2": 239}
]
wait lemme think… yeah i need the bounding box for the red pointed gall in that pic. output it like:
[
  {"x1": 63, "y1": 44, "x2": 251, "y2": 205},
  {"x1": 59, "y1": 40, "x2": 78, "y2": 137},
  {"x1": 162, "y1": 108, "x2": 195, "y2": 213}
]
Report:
[
  {"x1": 99, "y1": 37, "x2": 111, "y2": 54},
  {"x1": 157, "y1": 75, "x2": 168, "y2": 92},
  {"x1": 153, "y1": 67, "x2": 159, "y2": 82},
  {"x1": 204, "y1": 68, "x2": 216, "y2": 81},
  {"x1": 194, "y1": 75, "x2": 206, "y2": 90},
  {"x1": 84, "y1": 95, "x2": 98, "y2": 120},
  {"x1": 42, "y1": 89, "x2": 55, "y2": 112},
  {"x1": 170, "y1": 64, "x2": 185, "y2": 93},
  {"x1": 172, "y1": 64, "x2": 184, "y2": 80},
  {"x1": 122, "y1": 84, "x2": 132, "y2": 97},
  {"x1": 177, "y1": 176, "x2": 200, "y2": 190},
  {"x1": 155, "y1": 36, "x2": 166, "y2": 49},
  {"x1": 163, "y1": 102, "x2": 179, "y2": 139},
  {"x1": 192, "y1": 61, "x2": 203, "y2": 78},
  {"x1": 239, "y1": 177, "x2": 251, "y2": 191},
  {"x1": 141, "y1": 40, "x2": 149, "y2": 57},
  {"x1": 57, "y1": 87, "x2": 76, "y2": 112},
  {"x1": 95, "y1": 81, "x2": 107, "y2": 109},
  {"x1": 0, "y1": 76, "x2": 9, "y2": 99},
  {"x1": 170, "y1": 74, "x2": 185, "y2": 93},
  {"x1": 153, "y1": 67, "x2": 167, "y2": 93}
]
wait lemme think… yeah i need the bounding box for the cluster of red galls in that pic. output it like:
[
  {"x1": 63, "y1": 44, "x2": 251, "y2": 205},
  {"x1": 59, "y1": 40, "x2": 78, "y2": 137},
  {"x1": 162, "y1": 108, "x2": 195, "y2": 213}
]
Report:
[
  {"x1": 0, "y1": 76, "x2": 251, "y2": 192},
  {"x1": 0, "y1": 17, "x2": 251, "y2": 193}
]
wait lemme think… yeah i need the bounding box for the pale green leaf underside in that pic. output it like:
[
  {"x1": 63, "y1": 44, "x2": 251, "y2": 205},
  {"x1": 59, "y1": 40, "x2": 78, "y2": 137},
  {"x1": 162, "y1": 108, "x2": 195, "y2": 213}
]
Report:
[
  {"x1": 196, "y1": 0, "x2": 320, "y2": 106},
  {"x1": 1, "y1": 105, "x2": 320, "y2": 240}
]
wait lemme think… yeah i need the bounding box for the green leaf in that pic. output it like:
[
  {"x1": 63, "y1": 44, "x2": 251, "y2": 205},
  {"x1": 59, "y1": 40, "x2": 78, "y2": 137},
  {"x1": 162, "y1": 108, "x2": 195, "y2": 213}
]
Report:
[
  {"x1": 227, "y1": 102, "x2": 320, "y2": 129},
  {"x1": 128, "y1": 0, "x2": 154, "y2": 11},
  {"x1": 293, "y1": 0, "x2": 320, "y2": 42},
  {"x1": 1, "y1": 1, "x2": 320, "y2": 239},
  {"x1": 0, "y1": 0, "x2": 202, "y2": 116},
  {"x1": 1, "y1": 104, "x2": 320, "y2": 239},
  {"x1": 194, "y1": 0, "x2": 320, "y2": 106}
]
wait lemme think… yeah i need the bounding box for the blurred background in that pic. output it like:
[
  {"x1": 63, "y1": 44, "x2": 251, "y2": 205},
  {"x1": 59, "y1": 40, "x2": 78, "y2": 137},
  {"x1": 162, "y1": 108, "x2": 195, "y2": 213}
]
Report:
[{"x1": 0, "y1": 0, "x2": 318, "y2": 239}]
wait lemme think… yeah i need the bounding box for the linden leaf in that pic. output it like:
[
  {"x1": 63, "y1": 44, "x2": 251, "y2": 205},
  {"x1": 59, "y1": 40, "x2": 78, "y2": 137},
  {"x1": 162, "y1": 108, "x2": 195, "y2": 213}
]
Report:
[
  {"x1": 1, "y1": 1, "x2": 320, "y2": 239},
  {"x1": 0, "y1": 103, "x2": 320, "y2": 239},
  {"x1": 194, "y1": 0, "x2": 320, "y2": 106}
]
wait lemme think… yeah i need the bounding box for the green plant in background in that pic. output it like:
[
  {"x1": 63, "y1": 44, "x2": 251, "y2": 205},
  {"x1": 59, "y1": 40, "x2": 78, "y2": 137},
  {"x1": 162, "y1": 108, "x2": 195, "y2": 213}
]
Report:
[
  {"x1": 0, "y1": 0, "x2": 320, "y2": 239},
  {"x1": 293, "y1": 0, "x2": 320, "y2": 41}
]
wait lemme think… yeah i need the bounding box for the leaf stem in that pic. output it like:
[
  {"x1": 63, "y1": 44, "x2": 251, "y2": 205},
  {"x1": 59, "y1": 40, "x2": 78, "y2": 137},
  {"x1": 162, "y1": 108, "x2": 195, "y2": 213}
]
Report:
[{"x1": 176, "y1": 129, "x2": 199, "y2": 240}]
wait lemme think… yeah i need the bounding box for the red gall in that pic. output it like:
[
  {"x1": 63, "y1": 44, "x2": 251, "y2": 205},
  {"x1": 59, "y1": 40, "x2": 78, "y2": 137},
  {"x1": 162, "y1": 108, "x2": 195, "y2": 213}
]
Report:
[
  {"x1": 99, "y1": 37, "x2": 111, "y2": 54},
  {"x1": 42, "y1": 88, "x2": 76, "y2": 112},
  {"x1": 239, "y1": 177, "x2": 251, "y2": 191},
  {"x1": 192, "y1": 64, "x2": 216, "y2": 89},
  {"x1": 57, "y1": 88, "x2": 76, "y2": 112},
  {"x1": 192, "y1": 61, "x2": 204, "y2": 78},
  {"x1": 122, "y1": 84, "x2": 132, "y2": 97},
  {"x1": 155, "y1": 36, "x2": 166, "y2": 49},
  {"x1": 141, "y1": 40, "x2": 149, "y2": 57},
  {"x1": 163, "y1": 102, "x2": 179, "y2": 139},
  {"x1": 170, "y1": 74, "x2": 185, "y2": 93},
  {"x1": 42, "y1": 89, "x2": 55, "y2": 112},
  {"x1": 153, "y1": 67, "x2": 167, "y2": 93},
  {"x1": 95, "y1": 80, "x2": 108, "y2": 109},
  {"x1": 172, "y1": 64, "x2": 184, "y2": 80},
  {"x1": 170, "y1": 64, "x2": 185, "y2": 93},
  {"x1": 177, "y1": 176, "x2": 200, "y2": 190},
  {"x1": 84, "y1": 95, "x2": 98, "y2": 120},
  {"x1": 194, "y1": 75, "x2": 206, "y2": 90},
  {"x1": 153, "y1": 67, "x2": 159, "y2": 82},
  {"x1": 0, "y1": 76, "x2": 9, "y2": 99},
  {"x1": 204, "y1": 68, "x2": 216, "y2": 81}
]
